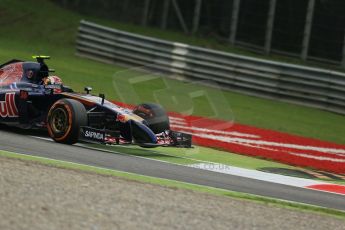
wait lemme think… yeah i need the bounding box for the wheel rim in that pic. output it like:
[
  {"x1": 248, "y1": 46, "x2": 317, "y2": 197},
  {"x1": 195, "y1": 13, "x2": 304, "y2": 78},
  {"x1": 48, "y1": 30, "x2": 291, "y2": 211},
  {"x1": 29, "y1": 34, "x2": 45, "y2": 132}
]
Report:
[{"x1": 50, "y1": 107, "x2": 68, "y2": 134}]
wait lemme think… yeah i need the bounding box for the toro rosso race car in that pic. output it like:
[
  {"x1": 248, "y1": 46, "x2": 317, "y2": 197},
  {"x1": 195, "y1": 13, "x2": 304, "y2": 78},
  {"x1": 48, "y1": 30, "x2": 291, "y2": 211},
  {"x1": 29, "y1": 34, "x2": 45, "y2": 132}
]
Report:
[{"x1": 0, "y1": 56, "x2": 191, "y2": 147}]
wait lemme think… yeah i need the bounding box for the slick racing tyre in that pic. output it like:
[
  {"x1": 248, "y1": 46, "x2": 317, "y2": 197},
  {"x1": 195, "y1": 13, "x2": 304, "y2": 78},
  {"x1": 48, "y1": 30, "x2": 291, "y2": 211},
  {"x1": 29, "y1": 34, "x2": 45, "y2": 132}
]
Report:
[
  {"x1": 133, "y1": 103, "x2": 170, "y2": 134},
  {"x1": 47, "y1": 99, "x2": 87, "y2": 144}
]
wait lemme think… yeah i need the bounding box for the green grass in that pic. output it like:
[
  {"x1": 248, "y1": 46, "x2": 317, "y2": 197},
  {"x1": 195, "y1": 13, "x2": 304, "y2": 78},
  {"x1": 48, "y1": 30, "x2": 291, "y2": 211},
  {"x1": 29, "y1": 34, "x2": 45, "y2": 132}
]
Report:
[
  {"x1": 1, "y1": 150, "x2": 344, "y2": 219},
  {"x1": 1, "y1": 0, "x2": 345, "y2": 145}
]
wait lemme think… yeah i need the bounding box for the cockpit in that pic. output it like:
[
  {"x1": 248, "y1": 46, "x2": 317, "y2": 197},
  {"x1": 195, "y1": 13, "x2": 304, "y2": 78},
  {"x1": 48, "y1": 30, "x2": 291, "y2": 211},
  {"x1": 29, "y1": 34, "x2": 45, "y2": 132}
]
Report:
[{"x1": 22, "y1": 62, "x2": 49, "y2": 84}]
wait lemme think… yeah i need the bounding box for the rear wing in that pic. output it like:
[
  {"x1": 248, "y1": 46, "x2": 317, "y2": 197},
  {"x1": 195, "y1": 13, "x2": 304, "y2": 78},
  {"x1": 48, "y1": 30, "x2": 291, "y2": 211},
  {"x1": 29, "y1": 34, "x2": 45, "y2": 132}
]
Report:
[{"x1": 32, "y1": 55, "x2": 50, "y2": 64}]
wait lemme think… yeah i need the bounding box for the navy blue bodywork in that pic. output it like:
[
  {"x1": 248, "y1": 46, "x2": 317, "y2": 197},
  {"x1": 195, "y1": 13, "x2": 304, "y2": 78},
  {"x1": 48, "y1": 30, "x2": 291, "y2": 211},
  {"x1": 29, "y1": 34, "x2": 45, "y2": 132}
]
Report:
[
  {"x1": 0, "y1": 57, "x2": 192, "y2": 147},
  {"x1": 0, "y1": 58, "x2": 158, "y2": 145}
]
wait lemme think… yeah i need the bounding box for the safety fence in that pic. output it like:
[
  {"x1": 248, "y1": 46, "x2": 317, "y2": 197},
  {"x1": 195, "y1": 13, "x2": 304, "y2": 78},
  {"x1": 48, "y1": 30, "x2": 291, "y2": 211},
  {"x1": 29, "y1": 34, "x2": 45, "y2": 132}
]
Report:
[{"x1": 76, "y1": 20, "x2": 345, "y2": 115}]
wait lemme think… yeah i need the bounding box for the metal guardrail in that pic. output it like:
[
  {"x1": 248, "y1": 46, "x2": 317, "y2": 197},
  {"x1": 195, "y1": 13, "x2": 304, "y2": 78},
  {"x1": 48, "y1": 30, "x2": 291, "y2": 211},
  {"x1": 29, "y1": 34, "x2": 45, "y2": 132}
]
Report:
[{"x1": 76, "y1": 20, "x2": 345, "y2": 115}]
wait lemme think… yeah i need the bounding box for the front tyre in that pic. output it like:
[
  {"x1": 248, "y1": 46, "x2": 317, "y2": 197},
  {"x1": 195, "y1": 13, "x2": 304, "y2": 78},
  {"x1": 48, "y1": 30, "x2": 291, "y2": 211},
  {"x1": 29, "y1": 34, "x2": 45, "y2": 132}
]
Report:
[
  {"x1": 133, "y1": 103, "x2": 170, "y2": 134},
  {"x1": 47, "y1": 99, "x2": 87, "y2": 144}
]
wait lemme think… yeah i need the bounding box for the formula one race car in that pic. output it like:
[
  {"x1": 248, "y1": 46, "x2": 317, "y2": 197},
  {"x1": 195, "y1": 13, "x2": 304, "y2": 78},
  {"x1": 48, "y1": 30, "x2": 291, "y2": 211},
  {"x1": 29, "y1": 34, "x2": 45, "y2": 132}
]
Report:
[{"x1": 0, "y1": 56, "x2": 191, "y2": 147}]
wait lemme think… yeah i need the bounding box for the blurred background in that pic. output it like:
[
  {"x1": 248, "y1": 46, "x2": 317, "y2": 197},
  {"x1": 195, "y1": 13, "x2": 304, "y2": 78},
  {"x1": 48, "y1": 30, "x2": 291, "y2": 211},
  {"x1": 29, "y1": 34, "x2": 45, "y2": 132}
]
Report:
[
  {"x1": 1, "y1": 0, "x2": 345, "y2": 144},
  {"x1": 52, "y1": 0, "x2": 345, "y2": 67}
]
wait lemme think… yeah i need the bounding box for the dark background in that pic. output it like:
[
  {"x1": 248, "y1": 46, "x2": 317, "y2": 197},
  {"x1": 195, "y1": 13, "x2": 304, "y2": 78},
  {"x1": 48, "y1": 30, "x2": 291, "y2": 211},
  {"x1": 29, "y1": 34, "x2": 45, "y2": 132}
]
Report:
[{"x1": 53, "y1": 0, "x2": 345, "y2": 63}]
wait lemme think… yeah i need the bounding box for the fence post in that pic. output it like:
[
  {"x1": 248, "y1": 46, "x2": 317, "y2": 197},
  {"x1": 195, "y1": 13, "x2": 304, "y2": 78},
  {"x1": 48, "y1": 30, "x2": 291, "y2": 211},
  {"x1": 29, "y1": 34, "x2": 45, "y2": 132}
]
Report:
[
  {"x1": 264, "y1": 0, "x2": 276, "y2": 55},
  {"x1": 229, "y1": 0, "x2": 241, "y2": 45},
  {"x1": 342, "y1": 30, "x2": 345, "y2": 68},
  {"x1": 121, "y1": 0, "x2": 130, "y2": 15},
  {"x1": 301, "y1": 0, "x2": 315, "y2": 61},
  {"x1": 142, "y1": 0, "x2": 151, "y2": 26},
  {"x1": 171, "y1": 0, "x2": 189, "y2": 34},
  {"x1": 161, "y1": 0, "x2": 170, "y2": 29},
  {"x1": 192, "y1": 0, "x2": 202, "y2": 34}
]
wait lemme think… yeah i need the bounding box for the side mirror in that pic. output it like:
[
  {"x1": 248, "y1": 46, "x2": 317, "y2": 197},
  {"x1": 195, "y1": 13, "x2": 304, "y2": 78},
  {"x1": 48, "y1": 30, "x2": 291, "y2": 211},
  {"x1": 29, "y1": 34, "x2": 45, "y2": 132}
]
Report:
[
  {"x1": 84, "y1": 86, "x2": 92, "y2": 94},
  {"x1": 99, "y1": 93, "x2": 105, "y2": 105}
]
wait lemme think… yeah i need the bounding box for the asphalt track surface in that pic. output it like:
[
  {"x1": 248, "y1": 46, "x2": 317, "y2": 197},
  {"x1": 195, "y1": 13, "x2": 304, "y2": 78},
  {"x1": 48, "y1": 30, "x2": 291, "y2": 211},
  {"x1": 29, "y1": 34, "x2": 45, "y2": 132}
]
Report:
[{"x1": 1, "y1": 127, "x2": 345, "y2": 211}]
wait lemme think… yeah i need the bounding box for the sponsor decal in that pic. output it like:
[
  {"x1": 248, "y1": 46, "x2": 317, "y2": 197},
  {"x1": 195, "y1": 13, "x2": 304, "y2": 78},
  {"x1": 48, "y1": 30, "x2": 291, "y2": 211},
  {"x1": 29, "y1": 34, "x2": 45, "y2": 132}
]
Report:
[
  {"x1": 84, "y1": 129, "x2": 105, "y2": 141},
  {"x1": 0, "y1": 93, "x2": 18, "y2": 118},
  {"x1": 116, "y1": 113, "x2": 127, "y2": 123},
  {"x1": 44, "y1": 84, "x2": 62, "y2": 89}
]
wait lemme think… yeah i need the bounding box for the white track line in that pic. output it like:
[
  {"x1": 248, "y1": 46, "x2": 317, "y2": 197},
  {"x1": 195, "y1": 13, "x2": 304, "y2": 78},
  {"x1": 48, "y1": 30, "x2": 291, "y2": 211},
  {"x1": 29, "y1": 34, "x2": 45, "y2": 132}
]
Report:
[
  {"x1": 170, "y1": 124, "x2": 260, "y2": 138},
  {"x1": 189, "y1": 163, "x2": 345, "y2": 196},
  {"x1": 191, "y1": 133, "x2": 345, "y2": 155},
  {"x1": 189, "y1": 163, "x2": 324, "y2": 187},
  {"x1": 30, "y1": 135, "x2": 345, "y2": 196}
]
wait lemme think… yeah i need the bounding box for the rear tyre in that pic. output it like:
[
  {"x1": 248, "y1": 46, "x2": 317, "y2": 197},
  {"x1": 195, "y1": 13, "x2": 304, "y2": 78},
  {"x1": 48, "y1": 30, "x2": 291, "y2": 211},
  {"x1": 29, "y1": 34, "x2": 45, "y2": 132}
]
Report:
[
  {"x1": 47, "y1": 99, "x2": 87, "y2": 144},
  {"x1": 133, "y1": 103, "x2": 170, "y2": 134}
]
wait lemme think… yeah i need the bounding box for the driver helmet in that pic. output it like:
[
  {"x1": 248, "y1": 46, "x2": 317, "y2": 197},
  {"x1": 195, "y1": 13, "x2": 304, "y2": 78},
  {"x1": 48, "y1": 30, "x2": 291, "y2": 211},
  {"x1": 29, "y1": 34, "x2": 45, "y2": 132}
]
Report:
[{"x1": 43, "y1": 76, "x2": 63, "y2": 85}]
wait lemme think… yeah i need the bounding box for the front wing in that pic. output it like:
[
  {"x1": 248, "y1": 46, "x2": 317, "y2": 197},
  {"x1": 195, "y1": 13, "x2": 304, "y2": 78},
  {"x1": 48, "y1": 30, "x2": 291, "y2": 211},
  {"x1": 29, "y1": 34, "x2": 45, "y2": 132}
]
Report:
[{"x1": 80, "y1": 126, "x2": 192, "y2": 148}]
